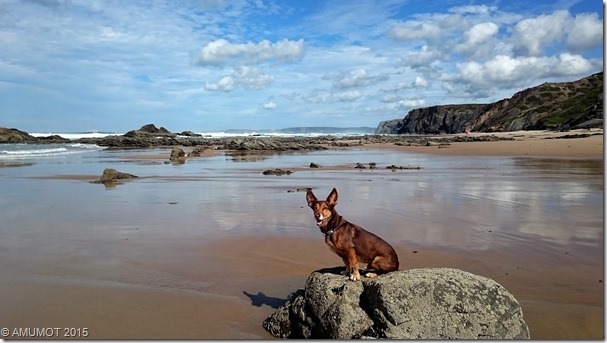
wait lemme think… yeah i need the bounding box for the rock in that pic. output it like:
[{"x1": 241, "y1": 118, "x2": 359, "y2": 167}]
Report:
[
  {"x1": 376, "y1": 72, "x2": 602, "y2": 134},
  {"x1": 262, "y1": 168, "x2": 293, "y2": 176},
  {"x1": 91, "y1": 168, "x2": 138, "y2": 185},
  {"x1": 180, "y1": 130, "x2": 201, "y2": 137},
  {"x1": 189, "y1": 146, "x2": 206, "y2": 157},
  {"x1": 169, "y1": 146, "x2": 186, "y2": 163},
  {"x1": 263, "y1": 267, "x2": 530, "y2": 339},
  {"x1": 369, "y1": 162, "x2": 377, "y2": 169},
  {"x1": 309, "y1": 162, "x2": 321, "y2": 168},
  {"x1": 354, "y1": 162, "x2": 366, "y2": 169},
  {"x1": 0, "y1": 127, "x2": 36, "y2": 142},
  {"x1": 386, "y1": 164, "x2": 421, "y2": 170}
]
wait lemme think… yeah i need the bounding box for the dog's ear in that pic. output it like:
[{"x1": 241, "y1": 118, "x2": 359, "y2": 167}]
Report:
[
  {"x1": 326, "y1": 188, "x2": 338, "y2": 207},
  {"x1": 306, "y1": 190, "x2": 317, "y2": 208}
]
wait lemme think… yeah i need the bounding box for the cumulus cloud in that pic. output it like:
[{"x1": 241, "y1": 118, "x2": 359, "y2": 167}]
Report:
[
  {"x1": 204, "y1": 66, "x2": 274, "y2": 92},
  {"x1": 323, "y1": 68, "x2": 389, "y2": 89},
  {"x1": 387, "y1": 21, "x2": 443, "y2": 42},
  {"x1": 450, "y1": 53, "x2": 596, "y2": 91},
  {"x1": 510, "y1": 10, "x2": 602, "y2": 56},
  {"x1": 195, "y1": 38, "x2": 305, "y2": 66},
  {"x1": 401, "y1": 45, "x2": 444, "y2": 69},
  {"x1": 382, "y1": 76, "x2": 429, "y2": 92},
  {"x1": 262, "y1": 101, "x2": 276, "y2": 109},
  {"x1": 204, "y1": 76, "x2": 235, "y2": 92},
  {"x1": 565, "y1": 12, "x2": 603, "y2": 52},
  {"x1": 336, "y1": 90, "x2": 363, "y2": 102},
  {"x1": 511, "y1": 10, "x2": 570, "y2": 56}
]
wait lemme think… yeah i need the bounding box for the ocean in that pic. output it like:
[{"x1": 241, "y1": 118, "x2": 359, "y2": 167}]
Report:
[{"x1": 0, "y1": 130, "x2": 372, "y2": 160}]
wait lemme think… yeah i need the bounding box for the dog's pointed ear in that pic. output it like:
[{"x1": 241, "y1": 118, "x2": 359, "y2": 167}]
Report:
[
  {"x1": 327, "y1": 187, "x2": 338, "y2": 207},
  {"x1": 306, "y1": 190, "x2": 317, "y2": 208}
]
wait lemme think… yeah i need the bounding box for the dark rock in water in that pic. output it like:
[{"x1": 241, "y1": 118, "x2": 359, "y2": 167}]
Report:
[
  {"x1": 354, "y1": 162, "x2": 366, "y2": 169},
  {"x1": 263, "y1": 267, "x2": 530, "y2": 339},
  {"x1": 36, "y1": 135, "x2": 70, "y2": 143},
  {"x1": 91, "y1": 168, "x2": 138, "y2": 185},
  {"x1": 309, "y1": 162, "x2": 320, "y2": 168},
  {"x1": 0, "y1": 127, "x2": 36, "y2": 142},
  {"x1": 262, "y1": 168, "x2": 293, "y2": 176},
  {"x1": 124, "y1": 124, "x2": 175, "y2": 137},
  {"x1": 189, "y1": 146, "x2": 206, "y2": 157},
  {"x1": 169, "y1": 146, "x2": 186, "y2": 163},
  {"x1": 180, "y1": 130, "x2": 201, "y2": 137},
  {"x1": 386, "y1": 164, "x2": 421, "y2": 170}
]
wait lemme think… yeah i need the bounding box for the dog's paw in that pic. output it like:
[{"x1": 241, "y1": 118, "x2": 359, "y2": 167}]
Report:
[
  {"x1": 364, "y1": 272, "x2": 378, "y2": 278},
  {"x1": 349, "y1": 274, "x2": 361, "y2": 281}
]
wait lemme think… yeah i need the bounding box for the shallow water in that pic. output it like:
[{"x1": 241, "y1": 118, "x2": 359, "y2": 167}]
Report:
[{"x1": 0, "y1": 147, "x2": 603, "y2": 339}]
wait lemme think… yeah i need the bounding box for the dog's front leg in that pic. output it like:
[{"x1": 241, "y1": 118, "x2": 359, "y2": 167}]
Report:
[
  {"x1": 341, "y1": 257, "x2": 352, "y2": 277},
  {"x1": 346, "y1": 251, "x2": 360, "y2": 281}
]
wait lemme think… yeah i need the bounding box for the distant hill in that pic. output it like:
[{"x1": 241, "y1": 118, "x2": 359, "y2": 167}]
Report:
[{"x1": 376, "y1": 72, "x2": 603, "y2": 134}]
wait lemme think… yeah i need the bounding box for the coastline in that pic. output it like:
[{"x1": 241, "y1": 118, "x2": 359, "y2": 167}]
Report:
[
  {"x1": 0, "y1": 129, "x2": 603, "y2": 339},
  {"x1": 366, "y1": 128, "x2": 604, "y2": 159}
]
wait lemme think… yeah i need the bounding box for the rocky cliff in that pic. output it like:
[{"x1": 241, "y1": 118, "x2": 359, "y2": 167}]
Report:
[{"x1": 376, "y1": 72, "x2": 603, "y2": 134}]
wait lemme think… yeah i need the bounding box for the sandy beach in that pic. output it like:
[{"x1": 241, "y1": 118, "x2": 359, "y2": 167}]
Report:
[{"x1": 0, "y1": 129, "x2": 603, "y2": 339}]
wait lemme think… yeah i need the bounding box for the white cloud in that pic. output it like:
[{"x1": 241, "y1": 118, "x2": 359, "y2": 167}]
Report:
[
  {"x1": 461, "y1": 22, "x2": 499, "y2": 46},
  {"x1": 336, "y1": 90, "x2": 363, "y2": 102},
  {"x1": 381, "y1": 76, "x2": 429, "y2": 92},
  {"x1": 195, "y1": 38, "x2": 305, "y2": 66},
  {"x1": 324, "y1": 68, "x2": 390, "y2": 89},
  {"x1": 402, "y1": 45, "x2": 444, "y2": 68},
  {"x1": 511, "y1": 10, "x2": 570, "y2": 56},
  {"x1": 262, "y1": 101, "x2": 276, "y2": 109},
  {"x1": 566, "y1": 12, "x2": 603, "y2": 52},
  {"x1": 205, "y1": 66, "x2": 274, "y2": 92},
  {"x1": 450, "y1": 53, "x2": 596, "y2": 91},
  {"x1": 387, "y1": 21, "x2": 442, "y2": 42},
  {"x1": 204, "y1": 76, "x2": 235, "y2": 92}
]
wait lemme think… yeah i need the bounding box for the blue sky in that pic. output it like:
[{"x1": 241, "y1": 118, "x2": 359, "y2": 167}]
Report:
[{"x1": 0, "y1": 0, "x2": 603, "y2": 132}]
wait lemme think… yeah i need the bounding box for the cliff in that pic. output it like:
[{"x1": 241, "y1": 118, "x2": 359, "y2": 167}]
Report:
[{"x1": 376, "y1": 72, "x2": 603, "y2": 134}]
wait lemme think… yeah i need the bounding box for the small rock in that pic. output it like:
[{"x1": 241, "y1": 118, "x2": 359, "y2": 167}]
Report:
[
  {"x1": 91, "y1": 168, "x2": 138, "y2": 185},
  {"x1": 262, "y1": 168, "x2": 293, "y2": 176},
  {"x1": 169, "y1": 146, "x2": 186, "y2": 163}
]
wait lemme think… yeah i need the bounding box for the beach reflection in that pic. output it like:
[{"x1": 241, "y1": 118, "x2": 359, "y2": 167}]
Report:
[{"x1": 0, "y1": 147, "x2": 602, "y2": 339}]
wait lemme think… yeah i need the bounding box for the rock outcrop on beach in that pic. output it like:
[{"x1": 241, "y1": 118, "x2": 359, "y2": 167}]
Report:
[
  {"x1": 125, "y1": 123, "x2": 175, "y2": 137},
  {"x1": 376, "y1": 72, "x2": 603, "y2": 134},
  {"x1": 91, "y1": 168, "x2": 138, "y2": 185},
  {"x1": 0, "y1": 127, "x2": 36, "y2": 142},
  {"x1": 263, "y1": 267, "x2": 530, "y2": 339}
]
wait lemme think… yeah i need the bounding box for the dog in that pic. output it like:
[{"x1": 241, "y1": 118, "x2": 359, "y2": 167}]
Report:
[{"x1": 306, "y1": 188, "x2": 399, "y2": 281}]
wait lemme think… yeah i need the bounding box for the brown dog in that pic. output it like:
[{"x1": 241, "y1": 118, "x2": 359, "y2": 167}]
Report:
[{"x1": 306, "y1": 188, "x2": 399, "y2": 281}]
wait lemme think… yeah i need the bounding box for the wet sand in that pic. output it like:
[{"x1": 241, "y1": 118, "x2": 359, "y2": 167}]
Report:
[{"x1": 0, "y1": 130, "x2": 603, "y2": 339}]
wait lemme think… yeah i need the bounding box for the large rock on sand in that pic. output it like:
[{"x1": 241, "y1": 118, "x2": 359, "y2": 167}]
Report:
[
  {"x1": 91, "y1": 168, "x2": 138, "y2": 185},
  {"x1": 0, "y1": 127, "x2": 35, "y2": 142},
  {"x1": 263, "y1": 267, "x2": 530, "y2": 339}
]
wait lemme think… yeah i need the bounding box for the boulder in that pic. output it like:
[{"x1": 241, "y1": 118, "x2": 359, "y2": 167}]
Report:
[
  {"x1": 262, "y1": 168, "x2": 292, "y2": 176},
  {"x1": 169, "y1": 146, "x2": 186, "y2": 163},
  {"x1": 124, "y1": 124, "x2": 175, "y2": 137},
  {"x1": 0, "y1": 127, "x2": 36, "y2": 142},
  {"x1": 263, "y1": 267, "x2": 530, "y2": 339},
  {"x1": 91, "y1": 168, "x2": 138, "y2": 187}
]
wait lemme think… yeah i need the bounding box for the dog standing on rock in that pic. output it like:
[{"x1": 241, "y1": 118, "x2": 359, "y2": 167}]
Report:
[{"x1": 306, "y1": 188, "x2": 399, "y2": 281}]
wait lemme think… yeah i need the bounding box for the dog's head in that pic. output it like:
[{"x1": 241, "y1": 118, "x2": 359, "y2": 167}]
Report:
[{"x1": 306, "y1": 188, "x2": 338, "y2": 228}]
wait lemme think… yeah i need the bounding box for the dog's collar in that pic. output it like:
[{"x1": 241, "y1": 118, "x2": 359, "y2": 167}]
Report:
[{"x1": 324, "y1": 223, "x2": 342, "y2": 237}]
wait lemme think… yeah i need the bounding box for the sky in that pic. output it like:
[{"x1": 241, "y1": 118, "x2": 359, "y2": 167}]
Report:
[{"x1": 0, "y1": 0, "x2": 603, "y2": 133}]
